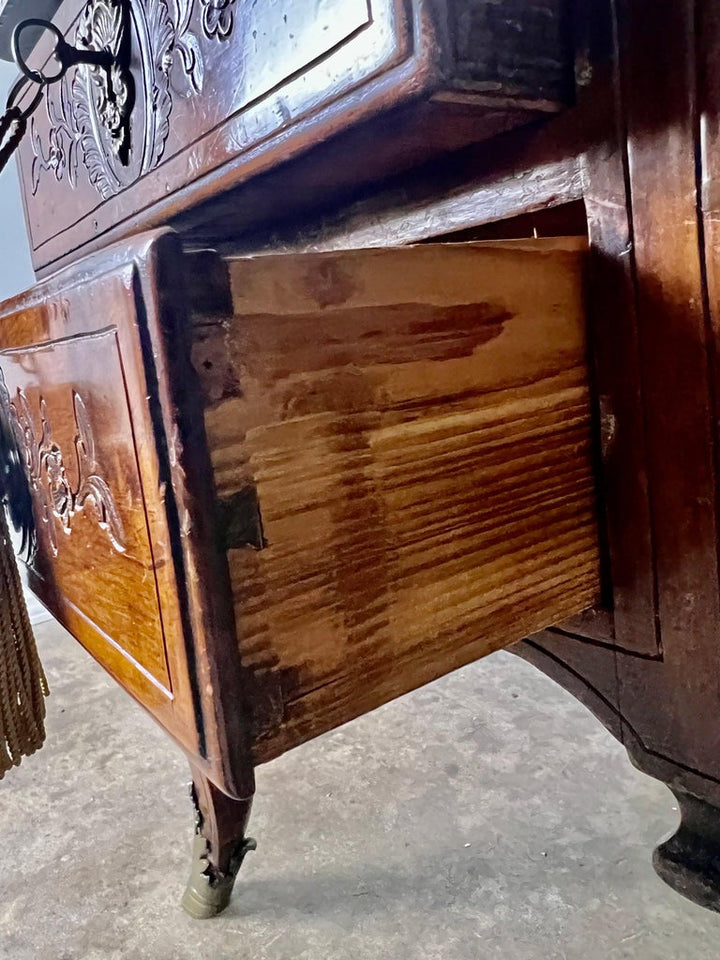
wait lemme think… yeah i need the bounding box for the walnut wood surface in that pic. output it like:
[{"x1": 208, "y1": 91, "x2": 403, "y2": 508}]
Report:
[
  {"x1": 12, "y1": 0, "x2": 720, "y2": 920},
  {"x1": 573, "y1": 0, "x2": 658, "y2": 654},
  {"x1": 0, "y1": 232, "x2": 253, "y2": 797},
  {"x1": 607, "y1": 0, "x2": 720, "y2": 772},
  {"x1": 520, "y1": 0, "x2": 720, "y2": 804},
  {"x1": 0, "y1": 238, "x2": 197, "y2": 741},
  {"x1": 528, "y1": 0, "x2": 720, "y2": 785},
  {"x1": 0, "y1": 328, "x2": 172, "y2": 697},
  {"x1": 18, "y1": 0, "x2": 573, "y2": 276},
  {"x1": 191, "y1": 240, "x2": 601, "y2": 763}
]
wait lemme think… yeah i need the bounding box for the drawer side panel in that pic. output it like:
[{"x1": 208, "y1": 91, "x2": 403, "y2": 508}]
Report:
[{"x1": 193, "y1": 240, "x2": 601, "y2": 762}]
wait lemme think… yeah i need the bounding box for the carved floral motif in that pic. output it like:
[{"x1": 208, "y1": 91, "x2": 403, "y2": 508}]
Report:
[
  {"x1": 200, "y1": 0, "x2": 237, "y2": 39},
  {"x1": 0, "y1": 374, "x2": 126, "y2": 556},
  {"x1": 30, "y1": 0, "x2": 208, "y2": 200},
  {"x1": 30, "y1": 114, "x2": 71, "y2": 189}
]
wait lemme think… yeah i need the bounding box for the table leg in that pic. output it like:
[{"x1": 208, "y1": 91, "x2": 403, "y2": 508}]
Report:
[{"x1": 181, "y1": 763, "x2": 256, "y2": 919}]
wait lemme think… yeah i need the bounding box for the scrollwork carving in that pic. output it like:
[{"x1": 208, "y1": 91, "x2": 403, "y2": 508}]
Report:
[
  {"x1": 30, "y1": 82, "x2": 79, "y2": 193},
  {"x1": 199, "y1": 0, "x2": 237, "y2": 40},
  {"x1": 30, "y1": 0, "x2": 207, "y2": 199},
  {"x1": 0, "y1": 374, "x2": 126, "y2": 556},
  {"x1": 172, "y1": 0, "x2": 206, "y2": 93}
]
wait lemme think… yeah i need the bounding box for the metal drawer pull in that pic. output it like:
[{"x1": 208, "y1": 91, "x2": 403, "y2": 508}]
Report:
[{"x1": 13, "y1": 17, "x2": 115, "y2": 84}]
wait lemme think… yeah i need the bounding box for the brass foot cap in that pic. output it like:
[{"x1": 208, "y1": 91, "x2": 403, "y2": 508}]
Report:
[{"x1": 181, "y1": 834, "x2": 256, "y2": 919}]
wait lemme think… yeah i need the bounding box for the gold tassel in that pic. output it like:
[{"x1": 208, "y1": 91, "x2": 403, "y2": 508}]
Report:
[{"x1": 0, "y1": 506, "x2": 47, "y2": 779}]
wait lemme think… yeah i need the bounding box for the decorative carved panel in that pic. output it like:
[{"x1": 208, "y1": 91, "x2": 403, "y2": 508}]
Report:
[
  {"x1": 21, "y1": 0, "x2": 383, "y2": 267},
  {"x1": 0, "y1": 233, "x2": 241, "y2": 783},
  {"x1": 31, "y1": 0, "x2": 207, "y2": 199},
  {"x1": 199, "y1": 0, "x2": 236, "y2": 39},
  {"x1": 0, "y1": 324, "x2": 172, "y2": 695},
  {"x1": 0, "y1": 372, "x2": 126, "y2": 556}
]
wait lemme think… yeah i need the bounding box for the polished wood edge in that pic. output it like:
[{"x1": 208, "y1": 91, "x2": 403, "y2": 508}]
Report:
[
  {"x1": 0, "y1": 228, "x2": 255, "y2": 794},
  {"x1": 0, "y1": 229, "x2": 174, "y2": 320},
  {"x1": 141, "y1": 234, "x2": 255, "y2": 798},
  {"x1": 197, "y1": 110, "x2": 582, "y2": 257}
]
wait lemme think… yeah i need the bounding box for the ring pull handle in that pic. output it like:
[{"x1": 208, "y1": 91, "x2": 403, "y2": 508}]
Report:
[
  {"x1": 4, "y1": 6, "x2": 134, "y2": 170},
  {"x1": 12, "y1": 18, "x2": 114, "y2": 87}
]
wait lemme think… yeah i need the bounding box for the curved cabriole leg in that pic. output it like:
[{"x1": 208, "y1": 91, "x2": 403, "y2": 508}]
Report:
[
  {"x1": 653, "y1": 789, "x2": 720, "y2": 913},
  {"x1": 514, "y1": 636, "x2": 720, "y2": 913},
  {"x1": 181, "y1": 765, "x2": 256, "y2": 919}
]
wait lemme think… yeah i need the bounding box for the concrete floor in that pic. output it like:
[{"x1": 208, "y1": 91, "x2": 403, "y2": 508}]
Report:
[{"x1": 2, "y1": 619, "x2": 720, "y2": 959}]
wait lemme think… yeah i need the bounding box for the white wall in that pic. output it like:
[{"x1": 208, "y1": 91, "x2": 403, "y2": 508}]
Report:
[{"x1": 0, "y1": 61, "x2": 36, "y2": 301}]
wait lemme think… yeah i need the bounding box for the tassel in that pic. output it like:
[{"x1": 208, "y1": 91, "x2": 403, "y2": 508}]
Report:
[
  {"x1": 0, "y1": 378, "x2": 47, "y2": 778},
  {"x1": 0, "y1": 506, "x2": 47, "y2": 778}
]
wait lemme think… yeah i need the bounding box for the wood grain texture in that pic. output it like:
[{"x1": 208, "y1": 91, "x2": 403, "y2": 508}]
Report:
[
  {"x1": 0, "y1": 329, "x2": 172, "y2": 698},
  {"x1": 523, "y1": 0, "x2": 720, "y2": 799},
  {"x1": 448, "y1": 0, "x2": 572, "y2": 101},
  {"x1": 192, "y1": 240, "x2": 601, "y2": 762},
  {"x1": 574, "y1": 0, "x2": 658, "y2": 654},
  {"x1": 194, "y1": 117, "x2": 585, "y2": 259}
]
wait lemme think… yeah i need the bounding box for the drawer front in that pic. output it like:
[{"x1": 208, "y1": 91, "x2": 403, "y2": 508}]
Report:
[
  {"x1": 20, "y1": 0, "x2": 407, "y2": 271},
  {"x1": 0, "y1": 231, "x2": 599, "y2": 786},
  {"x1": 18, "y1": 0, "x2": 573, "y2": 274}
]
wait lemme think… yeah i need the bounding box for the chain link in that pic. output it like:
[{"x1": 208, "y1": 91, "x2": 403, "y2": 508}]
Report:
[{"x1": 0, "y1": 75, "x2": 45, "y2": 176}]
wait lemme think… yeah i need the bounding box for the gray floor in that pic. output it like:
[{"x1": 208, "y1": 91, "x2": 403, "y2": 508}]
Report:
[{"x1": 2, "y1": 619, "x2": 720, "y2": 959}]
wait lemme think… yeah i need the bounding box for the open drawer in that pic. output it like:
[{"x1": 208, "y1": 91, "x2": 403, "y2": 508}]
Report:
[{"x1": 0, "y1": 231, "x2": 599, "y2": 794}]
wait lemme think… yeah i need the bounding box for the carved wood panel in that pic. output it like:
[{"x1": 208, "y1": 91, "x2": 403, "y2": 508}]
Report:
[
  {"x1": 19, "y1": 0, "x2": 576, "y2": 277},
  {"x1": 0, "y1": 329, "x2": 173, "y2": 700},
  {"x1": 22, "y1": 0, "x2": 384, "y2": 256},
  {"x1": 0, "y1": 230, "x2": 259, "y2": 796},
  {"x1": 0, "y1": 372, "x2": 126, "y2": 556},
  {"x1": 0, "y1": 236, "x2": 210, "y2": 766}
]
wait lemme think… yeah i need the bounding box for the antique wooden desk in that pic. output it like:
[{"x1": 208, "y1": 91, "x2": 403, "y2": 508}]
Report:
[{"x1": 1, "y1": 0, "x2": 719, "y2": 920}]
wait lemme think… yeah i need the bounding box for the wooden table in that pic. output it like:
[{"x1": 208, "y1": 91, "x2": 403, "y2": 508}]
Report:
[{"x1": 2, "y1": 0, "x2": 720, "y2": 920}]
